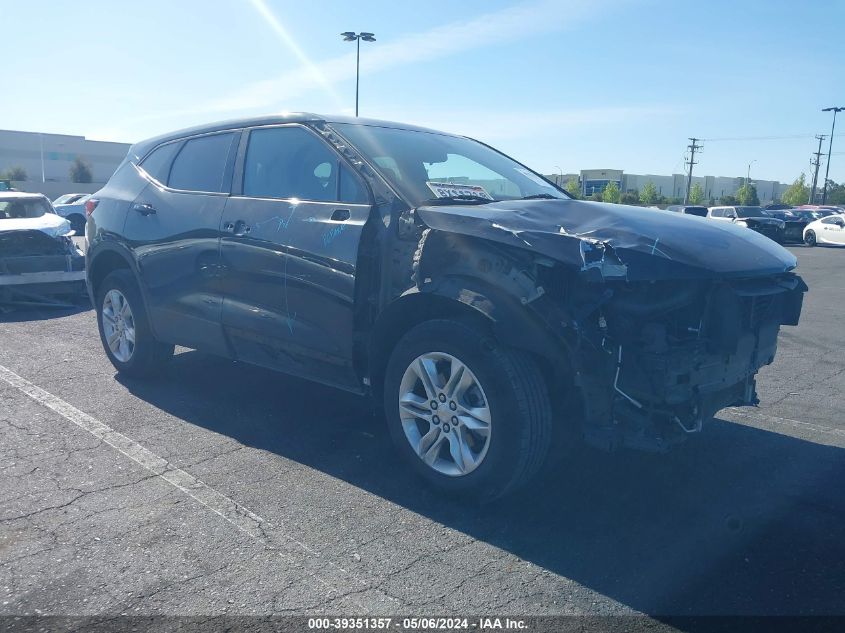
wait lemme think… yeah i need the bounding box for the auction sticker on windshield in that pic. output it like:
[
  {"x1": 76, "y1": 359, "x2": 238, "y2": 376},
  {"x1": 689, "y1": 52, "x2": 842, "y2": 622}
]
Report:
[{"x1": 427, "y1": 182, "x2": 494, "y2": 200}]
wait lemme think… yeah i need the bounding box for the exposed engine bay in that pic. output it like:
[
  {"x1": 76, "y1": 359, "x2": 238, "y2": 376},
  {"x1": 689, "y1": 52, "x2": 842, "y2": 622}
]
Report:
[{"x1": 408, "y1": 204, "x2": 807, "y2": 452}]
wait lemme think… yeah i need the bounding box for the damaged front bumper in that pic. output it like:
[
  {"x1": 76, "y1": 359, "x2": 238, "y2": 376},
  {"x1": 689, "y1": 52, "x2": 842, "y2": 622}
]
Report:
[
  {"x1": 414, "y1": 198, "x2": 808, "y2": 452},
  {"x1": 0, "y1": 230, "x2": 86, "y2": 298},
  {"x1": 565, "y1": 273, "x2": 807, "y2": 452}
]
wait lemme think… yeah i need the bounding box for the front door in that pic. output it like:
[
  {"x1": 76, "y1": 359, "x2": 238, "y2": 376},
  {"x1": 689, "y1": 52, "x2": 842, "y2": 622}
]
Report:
[{"x1": 220, "y1": 124, "x2": 372, "y2": 390}]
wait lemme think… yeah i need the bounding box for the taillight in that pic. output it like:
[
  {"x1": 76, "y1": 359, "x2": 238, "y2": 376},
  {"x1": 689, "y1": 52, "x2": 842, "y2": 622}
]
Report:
[{"x1": 85, "y1": 198, "x2": 99, "y2": 216}]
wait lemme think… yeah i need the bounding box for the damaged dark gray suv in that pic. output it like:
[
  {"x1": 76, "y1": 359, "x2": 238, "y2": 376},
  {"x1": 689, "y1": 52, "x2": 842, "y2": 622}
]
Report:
[{"x1": 87, "y1": 114, "x2": 807, "y2": 499}]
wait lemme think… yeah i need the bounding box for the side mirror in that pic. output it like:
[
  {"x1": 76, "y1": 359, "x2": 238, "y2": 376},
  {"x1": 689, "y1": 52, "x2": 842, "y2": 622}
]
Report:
[{"x1": 834, "y1": 218, "x2": 845, "y2": 227}]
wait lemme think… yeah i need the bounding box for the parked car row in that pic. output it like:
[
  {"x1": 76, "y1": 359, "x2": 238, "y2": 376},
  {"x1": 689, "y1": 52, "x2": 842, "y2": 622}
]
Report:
[{"x1": 666, "y1": 203, "x2": 845, "y2": 246}]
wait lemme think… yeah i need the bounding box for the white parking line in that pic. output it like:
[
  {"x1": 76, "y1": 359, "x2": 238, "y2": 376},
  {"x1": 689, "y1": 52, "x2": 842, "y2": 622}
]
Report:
[
  {"x1": 725, "y1": 407, "x2": 845, "y2": 446},
  {"x1": 0, "y1": 363, "x2": 396, "y2": 611}
]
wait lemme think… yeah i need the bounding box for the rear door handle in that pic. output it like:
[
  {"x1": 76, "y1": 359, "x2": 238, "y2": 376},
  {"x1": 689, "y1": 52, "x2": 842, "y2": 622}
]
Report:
[
  {"x1": 225, "y1": 219, "x2": 250, "y2": 236},
  {"x1": 330, "y1": 208, "x2": 351, "y2": 221},
  {"x1": 132, "y1": 203, "x2": 157, "y2": 216}
]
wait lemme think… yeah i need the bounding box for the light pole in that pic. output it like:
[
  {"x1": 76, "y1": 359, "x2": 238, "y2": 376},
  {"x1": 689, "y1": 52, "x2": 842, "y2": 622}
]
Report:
[
  {"x1": 341, "y1": 31, "x2": 376, "y2": 117},
  {"x1": 554, "y1": 165, "x2": 564, "y2": 186},
  {"x1": 39, "y1": 133, "x2": 45, "y2": 183},
  {"x1": 746, "y1": 160, "x2": 756, "y2": 189},
  {"x1": 821, "y1": 106, "x2": 844, "y2": 204}
]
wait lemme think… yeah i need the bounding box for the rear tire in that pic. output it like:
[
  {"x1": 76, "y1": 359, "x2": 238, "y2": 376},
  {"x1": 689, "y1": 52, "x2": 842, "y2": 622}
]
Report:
[
  {"x1": 804, "y1": 230, "x2": 817, "y2": 247},
  {"x1": 383, "y1": 319, "x2": 552, "y2": 501},
  {"x1": 96, "y1": 270, "x2": 173, "y2": 378}
]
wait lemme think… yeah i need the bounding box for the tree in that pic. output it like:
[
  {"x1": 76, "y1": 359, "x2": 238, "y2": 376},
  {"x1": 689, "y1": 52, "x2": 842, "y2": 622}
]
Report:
[
  {"x1": 781, "y1": 173, "x2": 809, "y2": 206},
  {"x1": 1, "y1": 165, "x2": 27, "y2": 181},
  {"x1": 736, "y1": 183, "x2": 759, "y2": 205},
  {"x1": 822, "y1": 180, "x2": 845, "y2": 205},
  {"x1": 564, "y1": 178, "x2": 581, "y2": 199},
  {"x1": 602, "y1": 180, "x2": 620, "y2": 203},
  {"x1": 688, "y1": 183, "x2": 705, "y2": 205},
  {"x1": 620, "y1": 191, "x2": 639, "y2": 205},
  {"x1": 69, "y1": 157, "x2": 93, "y2": 183},
  {"x1": 639, "y1": 181, "x2": 659, "y2": 205},
  {"x1": 719, "y1": 194, "x2": 738, "y2": 205},
  {"x1": 588, "y1": 192, "x2": 603, "y2": 202}
]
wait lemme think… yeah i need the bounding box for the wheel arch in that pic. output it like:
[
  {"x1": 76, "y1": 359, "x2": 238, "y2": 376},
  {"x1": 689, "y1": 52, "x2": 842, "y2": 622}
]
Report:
[
  {"x1": 367, "y1": 276, "x2": 570, "y2": 402},
  {"x1": 88, "y1": 246, "x2": 135, "y2": 300}
]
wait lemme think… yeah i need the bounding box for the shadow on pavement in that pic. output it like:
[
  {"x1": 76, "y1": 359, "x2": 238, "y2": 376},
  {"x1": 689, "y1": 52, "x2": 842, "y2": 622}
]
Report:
[
  {"x1": 118, "y1": 350, "x2": 845, "y2": 617},
  {"x1": 0, "y1": 300, "x2": 90, "y2": 323}
]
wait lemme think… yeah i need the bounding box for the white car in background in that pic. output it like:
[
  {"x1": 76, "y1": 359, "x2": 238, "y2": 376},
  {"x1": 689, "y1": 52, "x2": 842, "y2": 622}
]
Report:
[
  {"x1": 52, "y1": 193, "x2": 88, "y2": 206},
  {"x1": 52, "y1": 194, "x2": 91, "y2": 234},
  {"x1": 803, "y1": 214, "x2": 845, "y2": 246}
]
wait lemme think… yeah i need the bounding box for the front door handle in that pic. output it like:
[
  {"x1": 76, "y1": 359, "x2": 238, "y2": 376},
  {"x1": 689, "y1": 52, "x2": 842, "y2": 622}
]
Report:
[
  {"x1": 132, "y1": 202, "x2": 157, "y2": 216},
  {"x1": 331, "y1": 208, "x2": 351, "y2": 221}
]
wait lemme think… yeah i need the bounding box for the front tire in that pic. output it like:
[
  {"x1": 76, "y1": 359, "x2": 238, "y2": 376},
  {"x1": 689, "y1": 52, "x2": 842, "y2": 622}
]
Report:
[
  {"x1": 96, "y1": 270, "x2": 173, "y2": 378},
  {"x1": 805, "y1": 230, "x2": 817, "y2": 247},
  {"x1": 383, "y1": 319, "x2": 552, "y2": 501}
]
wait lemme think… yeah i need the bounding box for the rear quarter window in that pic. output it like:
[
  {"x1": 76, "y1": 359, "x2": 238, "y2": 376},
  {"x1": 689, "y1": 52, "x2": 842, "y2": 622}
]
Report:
[
  {"x1": 140, "y1": 142, "x2": 181, "y2": 184},
  {"x1": 168, "y1": 133, "x2": 239, "y2": 193}
]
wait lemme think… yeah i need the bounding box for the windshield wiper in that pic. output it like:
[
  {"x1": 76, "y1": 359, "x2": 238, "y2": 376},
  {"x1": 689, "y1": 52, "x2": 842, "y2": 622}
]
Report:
[
  {"x1": 422, "y1": 195, "x2": 495, "y2": 205},
  {"x1": 520, "y1": 193, "x2": 560, "y2": 200}
]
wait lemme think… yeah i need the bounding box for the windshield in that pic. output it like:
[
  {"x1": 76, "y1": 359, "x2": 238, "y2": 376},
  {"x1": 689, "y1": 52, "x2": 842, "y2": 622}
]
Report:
[
  {"x1": 331, "y1": 123, "x2": 565, "y2": 206},
  {"x1": 736, "y1": 206, "x2": 765, "y2": 218},
  {"x1": 0, "y1": 197, "x2": 52, "y2": 220}
]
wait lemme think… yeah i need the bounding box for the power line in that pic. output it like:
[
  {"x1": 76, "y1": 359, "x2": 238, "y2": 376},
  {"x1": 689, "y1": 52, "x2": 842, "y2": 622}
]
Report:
[{"x1": 702, "y1": 134, "x2": 845, "y2": 142}]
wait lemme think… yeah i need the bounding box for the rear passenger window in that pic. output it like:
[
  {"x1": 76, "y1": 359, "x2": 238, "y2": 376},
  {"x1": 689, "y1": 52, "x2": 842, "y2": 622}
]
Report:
[
  {"x1": 168, "y1": 133, "x2": 237, "y2": 193},
  {"x1": 140, "y1": 142, "x2": 180, "y2": 184},
  {"x1": 242, "y1": 126, "x2": 368, "y2": 203}
]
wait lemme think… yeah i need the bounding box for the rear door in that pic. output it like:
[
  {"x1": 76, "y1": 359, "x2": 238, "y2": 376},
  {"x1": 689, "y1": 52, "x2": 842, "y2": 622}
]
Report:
[
  {"x1": 125, "y1": 131, "x2": 239, "y2": 355},
  {"x1": 220, "y1": 124, "x2": 372, "y2": 390}
]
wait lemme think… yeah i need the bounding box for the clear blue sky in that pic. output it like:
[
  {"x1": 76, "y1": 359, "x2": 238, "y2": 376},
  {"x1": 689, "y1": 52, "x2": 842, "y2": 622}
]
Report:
[{"x1": 3, "y1": 0, "x2": 844, "y2": 183}]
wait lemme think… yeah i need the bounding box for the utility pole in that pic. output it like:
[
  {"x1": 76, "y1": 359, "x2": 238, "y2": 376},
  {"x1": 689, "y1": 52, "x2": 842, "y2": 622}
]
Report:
[
  {"x1": 821, "y1": 106, "x2": 844, "y2": 204},
  {"x1": 809, "y1": 134, "x2": 826, "y2": 204},
  {"x1": 684, "y1": 137, "x2": 702, "y2": 204}
]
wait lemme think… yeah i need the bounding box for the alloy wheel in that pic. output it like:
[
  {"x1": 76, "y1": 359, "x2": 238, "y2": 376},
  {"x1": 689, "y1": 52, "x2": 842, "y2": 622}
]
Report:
[
  {"x1": 397, "y1": 352, "x2": 492, "y2": 476},
  {"x1": 102, "y1": 289, "x2": 136, "y2": 362}
]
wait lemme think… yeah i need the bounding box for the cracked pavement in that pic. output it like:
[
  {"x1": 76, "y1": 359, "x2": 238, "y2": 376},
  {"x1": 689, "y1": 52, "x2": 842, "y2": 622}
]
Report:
[{"x1": 0, "y1": 245, "x2": 843, "y2": 617}]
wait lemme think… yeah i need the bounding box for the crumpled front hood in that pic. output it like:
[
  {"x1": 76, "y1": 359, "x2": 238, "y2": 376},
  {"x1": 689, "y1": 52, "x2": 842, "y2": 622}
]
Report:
[
  {"x1": 0, "y1": 213, "x2": 72, "y2": 238},
  {"x1": 416, "y1": 198, "x2": 798, "y2": 281}
]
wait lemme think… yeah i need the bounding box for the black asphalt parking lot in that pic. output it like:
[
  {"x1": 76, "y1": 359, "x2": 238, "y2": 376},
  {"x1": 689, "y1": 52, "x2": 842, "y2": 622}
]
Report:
[{"x1": 1, "y1": 245, "x2": 844, "y2": 620}]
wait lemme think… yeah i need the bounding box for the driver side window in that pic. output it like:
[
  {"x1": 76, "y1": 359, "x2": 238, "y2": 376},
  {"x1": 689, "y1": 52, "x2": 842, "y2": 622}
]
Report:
[{"x1": 242, "y1": 126, "x2": 368, "y2": 204}]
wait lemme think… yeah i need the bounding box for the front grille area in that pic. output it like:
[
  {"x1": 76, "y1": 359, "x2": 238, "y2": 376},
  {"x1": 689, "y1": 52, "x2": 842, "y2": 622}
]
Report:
[{"x1": 742, "y1": 294, "x2": 777, "y2": 330}]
